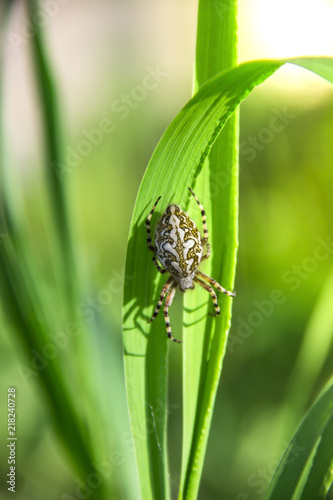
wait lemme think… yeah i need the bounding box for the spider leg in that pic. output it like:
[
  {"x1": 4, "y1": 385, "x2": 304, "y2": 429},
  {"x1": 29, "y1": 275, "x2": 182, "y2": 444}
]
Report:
[
  {"x1": 146, "y1": 196, "x2": 166, "y2": 274},
  {"x1": 152, "y1": 255, "x2": 166, "y2": 274},
  {"x1": 188, "y1": 187, "x2": 209, "y2": 245},
  {"x1": 194, "y1": 276, "x2": 221, "y2": 316},
  {"x1": 146, "y1": 195, "x2": 161, "y2": 253},
  {"x1": 196, "y1": 270, "x2": 236, "y2": 297},
  {"x1": 164, "y1": 285, "x2": 182, "y2": 343},
  {"x1": 201, "y1": 242, "x2": 211, "y2": 262},
  {"x1": 148, "y1": 276, "x2": 174, "y2": 323}
]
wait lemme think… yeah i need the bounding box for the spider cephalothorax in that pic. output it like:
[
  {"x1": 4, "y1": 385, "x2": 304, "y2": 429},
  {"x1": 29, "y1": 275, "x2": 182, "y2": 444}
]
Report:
[{"x1": 146, "y1": 187, "x2": 235, "y2": 343}]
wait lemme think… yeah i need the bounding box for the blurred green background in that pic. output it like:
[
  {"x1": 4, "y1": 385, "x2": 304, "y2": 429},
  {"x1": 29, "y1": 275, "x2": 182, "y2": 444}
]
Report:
[{"x1": 1, "y1": 1, "x2": 333, "y2": 499}]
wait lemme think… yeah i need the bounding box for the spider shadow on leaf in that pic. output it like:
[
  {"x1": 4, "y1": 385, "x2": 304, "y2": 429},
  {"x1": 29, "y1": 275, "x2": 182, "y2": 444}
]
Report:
[{"x1": 123, "y1": 201, "x2": 170, "y2": 355}]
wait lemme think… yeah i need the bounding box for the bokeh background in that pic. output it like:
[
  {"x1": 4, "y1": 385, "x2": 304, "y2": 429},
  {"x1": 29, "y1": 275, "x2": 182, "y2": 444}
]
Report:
[{"x1": 1, "y1": 0, "x2": 333, "y2": 499}]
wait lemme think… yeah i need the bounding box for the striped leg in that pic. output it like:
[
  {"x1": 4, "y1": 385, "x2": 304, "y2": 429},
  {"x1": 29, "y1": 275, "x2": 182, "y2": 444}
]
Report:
[
  {"x1": 148, "y1": 276, "x2": 174, "y2": 324},
  {"x1": 201, "y1": 242, "x2": 211, "y2": 262},
  {"x1": 196, "y1": 270, "x2": 236, "y2": 297},
  {"x1": 146, "y1": 195, "x2": 166, "y2": 274},
  {"x1": 152, "y1": 255, "x2": 166, "y2": 274},
  {"x1": 188, "y1": 187, "x2": 209, "y2": 245},
  {"x1": 164, "y1": 285, "x2": 182, "y2": 343},
  {"x1": 146, "y1": 195, "x2": 161, "y2": 253},
  {"x1": 194, "y1": 276, "x2": 221, "y2": 316}
]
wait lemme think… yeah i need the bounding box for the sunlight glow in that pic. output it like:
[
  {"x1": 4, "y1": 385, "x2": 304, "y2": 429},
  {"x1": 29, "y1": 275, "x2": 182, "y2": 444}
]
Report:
[
  {"x1": 239, "y1": 0, "x2": 333, "y2": 99},
  {"x1": 253, "y1": 0, "x2": 333, "y2": 59}
]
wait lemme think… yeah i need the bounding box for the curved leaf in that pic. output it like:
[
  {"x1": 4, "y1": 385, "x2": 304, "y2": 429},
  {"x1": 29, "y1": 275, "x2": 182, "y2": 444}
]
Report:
[
  {"x1": 122, "y1": 57, "x2": 333, "y2": 500},
  {"x1": 264, "y1": 377, "x2": 333, "y2": 500}
]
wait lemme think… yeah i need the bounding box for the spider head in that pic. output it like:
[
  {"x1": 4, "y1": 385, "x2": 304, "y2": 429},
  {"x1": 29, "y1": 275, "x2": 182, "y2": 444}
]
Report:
[{"x1": 179, "y1": 276, "x2": 195, "y2": 292}]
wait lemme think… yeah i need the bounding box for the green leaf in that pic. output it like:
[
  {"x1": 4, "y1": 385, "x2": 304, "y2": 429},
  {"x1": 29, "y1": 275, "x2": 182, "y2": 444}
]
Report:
[
  {"x1": 122, "y1": 56, "x2": 333, "y2": 500},
  {"x1": 26, "y1": 0, "x2": 77, "y2": 310},
  {"x1": 0, "y1": 235, "x2": 98, "y2": 488},
  {"x1": 264, "y1": 377, "x2": 333, "y2": 500}
]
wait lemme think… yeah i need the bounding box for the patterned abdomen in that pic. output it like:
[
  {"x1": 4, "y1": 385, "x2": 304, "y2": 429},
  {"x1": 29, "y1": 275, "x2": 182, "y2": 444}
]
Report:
[{"x1": 155, "y1": 204, "x2": 203, "y2": 280}]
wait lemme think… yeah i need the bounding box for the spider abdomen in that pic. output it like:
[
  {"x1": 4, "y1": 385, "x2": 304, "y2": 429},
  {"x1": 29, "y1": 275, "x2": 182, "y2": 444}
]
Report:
[
  {"x1": 155, "y1": 204, "x2": 203, "y2": 283},
  {"x1": 146, "y1": 188, "x2": 235, "y2": 343}
]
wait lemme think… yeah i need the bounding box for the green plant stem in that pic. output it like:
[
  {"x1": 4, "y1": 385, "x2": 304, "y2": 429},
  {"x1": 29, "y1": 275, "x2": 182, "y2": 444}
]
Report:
[{"x1": 180, "y1": 1, "x2": 238, "y2": 499}]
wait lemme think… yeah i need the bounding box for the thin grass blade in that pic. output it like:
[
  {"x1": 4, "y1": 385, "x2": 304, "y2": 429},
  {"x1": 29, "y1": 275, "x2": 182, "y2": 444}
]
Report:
[
  {"x1": 180, "y1": 1, "x2": 238, "y2": 498},
  {"x1": 264, "y1": 377, "x2": 333, "y2": 500}
]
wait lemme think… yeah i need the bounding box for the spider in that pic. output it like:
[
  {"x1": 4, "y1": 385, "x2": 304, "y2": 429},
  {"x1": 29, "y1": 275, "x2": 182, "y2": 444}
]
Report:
[{"x1": 146, "y1": 187, "x2": 235, "y2": 343}]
